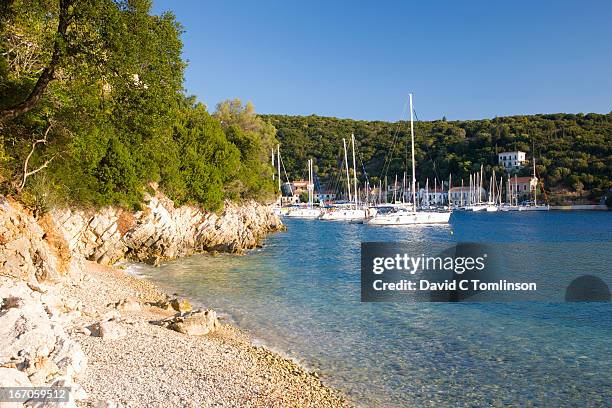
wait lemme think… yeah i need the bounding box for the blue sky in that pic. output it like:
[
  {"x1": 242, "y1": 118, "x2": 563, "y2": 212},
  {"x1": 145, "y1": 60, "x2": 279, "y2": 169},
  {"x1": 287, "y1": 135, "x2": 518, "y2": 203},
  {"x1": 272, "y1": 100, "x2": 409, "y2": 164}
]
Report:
[{"x1": 152, "y1": 1, "x2": 612, "y2": 121}]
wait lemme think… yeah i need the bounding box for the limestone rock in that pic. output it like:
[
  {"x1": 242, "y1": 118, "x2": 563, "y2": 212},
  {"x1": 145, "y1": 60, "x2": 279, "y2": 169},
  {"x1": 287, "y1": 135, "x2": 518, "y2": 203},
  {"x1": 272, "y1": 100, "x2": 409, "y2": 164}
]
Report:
[
  {"x1": 0, "y1": 367, "x2": 32, "y2": 387},
  {"x1": 91, "y1": 320, "x2": 127, "y2": 340},
  {"x1": 47, "y1": 188, "x2": 283, "y2": 266},
  {"x1": 170, "y1": 297, "x2": 192, "y2": 313},
  {"x1": 164, "y1": 309, "x2": 219, "y2": 336},
  {"x1": 113, "y1": 297, "x2": 141, "y2": 312},
  {"x1": 100, "y1": 310, "x2": 121, "y2": 322},
  {"x1": 0, "y1": 278, "x2": 87, "y2": 398}
]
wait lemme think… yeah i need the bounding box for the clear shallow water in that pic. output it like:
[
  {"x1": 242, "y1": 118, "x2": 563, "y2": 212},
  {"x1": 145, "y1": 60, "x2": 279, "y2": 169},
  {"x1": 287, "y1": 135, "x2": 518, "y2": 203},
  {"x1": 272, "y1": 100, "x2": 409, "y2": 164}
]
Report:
[{"x1": 136, "y1": 212, "x2": 612, "y2": 407}]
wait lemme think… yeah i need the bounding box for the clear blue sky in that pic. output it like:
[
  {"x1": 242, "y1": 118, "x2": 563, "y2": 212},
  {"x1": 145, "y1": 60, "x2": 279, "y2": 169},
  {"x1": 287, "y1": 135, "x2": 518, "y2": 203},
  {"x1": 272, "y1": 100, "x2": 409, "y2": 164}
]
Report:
[{"x1": 152, "y1": 0, "x2": 612, "y2": 121}]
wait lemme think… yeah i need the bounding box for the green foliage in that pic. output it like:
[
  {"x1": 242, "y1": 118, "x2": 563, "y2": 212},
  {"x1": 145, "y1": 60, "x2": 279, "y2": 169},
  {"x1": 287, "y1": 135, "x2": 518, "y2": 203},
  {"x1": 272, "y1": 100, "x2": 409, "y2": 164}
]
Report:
[
  {"x1": 93, "y1": 137, "x2": 141, "y2": 207},
  {"x1": 214, "y1": 99, "x2": 277, "y2": 202},
  {"x1": 0, "y1": 1, "x2": 276, "y2": 211},
  {"x1": 160, "y1": 102, "x2": 241, "y2": 211},
  {"x1": 262, "y1": 113, "x2": 612, "y2": 202},
  {"x1": 299, "y1": 191, "x2": 309, "y2": 203},
  {"x1": 18, "y1": 173, "x2": 67, "y2": 217}
]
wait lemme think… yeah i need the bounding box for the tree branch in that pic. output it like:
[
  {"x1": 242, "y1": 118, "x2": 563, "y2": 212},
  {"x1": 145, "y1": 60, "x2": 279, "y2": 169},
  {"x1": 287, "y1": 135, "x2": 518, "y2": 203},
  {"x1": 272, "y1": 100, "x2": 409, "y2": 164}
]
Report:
[
  {"x1": 20, "y1": 123, "x2": 54, "y2": 189},
  {"x1": 0, "y1": 0, "x2": 73, "y2": 123}
]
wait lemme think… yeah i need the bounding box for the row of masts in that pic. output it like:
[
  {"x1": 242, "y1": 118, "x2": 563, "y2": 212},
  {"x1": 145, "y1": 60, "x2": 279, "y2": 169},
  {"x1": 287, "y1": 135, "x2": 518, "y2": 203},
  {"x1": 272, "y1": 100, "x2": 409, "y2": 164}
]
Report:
[{"x1": 272, "y1": 147, "x2": 536, "y2": 208}]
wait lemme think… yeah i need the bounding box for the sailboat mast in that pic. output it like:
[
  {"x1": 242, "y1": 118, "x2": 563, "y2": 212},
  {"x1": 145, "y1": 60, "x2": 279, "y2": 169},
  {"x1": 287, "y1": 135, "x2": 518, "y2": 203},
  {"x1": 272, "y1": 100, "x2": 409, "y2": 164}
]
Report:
[
  {"x1": 410, "y1": 94, "x2": 417, "y2": 213},
  {"x1": 434, "y1": 178, "x2": 437, "y2": 206},
  {"x1": 277, "y1": 145, "x2": 281, "y2": 191},
  {"x1": 308, "y1": 159, "x2": 312, "y2": 208},
  {"x1": 479, "y1": 165, "x2": 484, "y2": 204},
  {"x1": 396, "y1": 175, "x2": 400, "y2": 203},
  {"x1": 533, "y1": 157, "x2": 537, "y2": 206},
  {"x1": 343, "y1": 138, "x2": 352, "y2": 203},
  {"x1": 448, "y1": 174, "x2": 452, "y2": 207},
  {"x1": 515, "y1": 174, "x2": 518, "y2": 206},
  {"x1": 402, "y1": 172, "x2": 406, "y2": 203},
  {"x1": 385, "y1": 176, "x2": 388, "y2": 203},
  {"x1": 507, "y1": 177, "x2": 510, "y2": 205},
  {"x1": 351, "y1": 133, "x2": 358, "y2": 208}
]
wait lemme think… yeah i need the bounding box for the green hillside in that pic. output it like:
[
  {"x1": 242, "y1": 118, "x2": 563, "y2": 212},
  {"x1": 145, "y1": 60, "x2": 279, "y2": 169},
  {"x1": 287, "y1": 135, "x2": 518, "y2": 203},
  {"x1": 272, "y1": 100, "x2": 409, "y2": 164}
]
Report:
[{"x1": 262, "y1": 113, "x2": 612, "y2": 204}]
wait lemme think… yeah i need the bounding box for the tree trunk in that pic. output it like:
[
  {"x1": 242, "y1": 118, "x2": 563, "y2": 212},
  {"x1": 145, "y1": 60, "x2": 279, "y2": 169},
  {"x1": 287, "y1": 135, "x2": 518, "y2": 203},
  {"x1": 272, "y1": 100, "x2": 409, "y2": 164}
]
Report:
[{"x1": 0, "y1": 0, "x2": 71, "y2": 123}]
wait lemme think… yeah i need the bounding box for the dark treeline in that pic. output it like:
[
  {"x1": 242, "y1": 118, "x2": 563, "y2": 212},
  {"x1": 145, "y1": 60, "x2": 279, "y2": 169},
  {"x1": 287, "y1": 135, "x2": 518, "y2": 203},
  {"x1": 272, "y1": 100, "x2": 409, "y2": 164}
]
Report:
[
  {"x1": 262, "y1": 113, "x2": 612, "y2": 204},
  {"x1": 0, "y1": 0, "x2": 276, "y2": 213}
]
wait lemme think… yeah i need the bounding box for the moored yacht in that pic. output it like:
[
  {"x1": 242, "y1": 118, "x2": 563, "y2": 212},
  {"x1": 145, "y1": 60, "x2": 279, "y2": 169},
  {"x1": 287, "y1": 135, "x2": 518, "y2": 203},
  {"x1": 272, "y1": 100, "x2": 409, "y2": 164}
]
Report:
[
  {"x1": 367, "y1": 207, "x2": 451, "y2": 225},
  {"x1": 320, "y1": 134, "x2": 370, "y2": 221},
  {"x1": 285, "y1": 159, "x2": 323, "y2": 218},
  {"x1": 366, "y1": 94, "x2": 451, "y2": 226}
]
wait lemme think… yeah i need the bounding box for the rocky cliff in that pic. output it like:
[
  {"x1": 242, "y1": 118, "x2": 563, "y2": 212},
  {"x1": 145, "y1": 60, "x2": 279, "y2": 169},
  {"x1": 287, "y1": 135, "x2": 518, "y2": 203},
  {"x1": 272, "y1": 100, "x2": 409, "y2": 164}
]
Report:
[{"x1": 51, "y1": 190, "x2": 284, "y2": 266}]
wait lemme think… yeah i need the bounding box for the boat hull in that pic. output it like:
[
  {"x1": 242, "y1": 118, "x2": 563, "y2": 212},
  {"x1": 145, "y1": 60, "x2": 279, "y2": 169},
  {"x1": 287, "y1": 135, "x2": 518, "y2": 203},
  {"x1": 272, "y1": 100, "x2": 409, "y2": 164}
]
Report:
[
  {"x1": 367, "y1": 211, "x2": 451, "y2": 225},
  {"x1": 284, "y1": 208, "x2": 322, "y2": 218},
  {"x1": 320, "y1": 208, "x2": 369, "y2": 221},
  {"x1": 518, "y1": 205, "x2": 550, "y2": 211}
]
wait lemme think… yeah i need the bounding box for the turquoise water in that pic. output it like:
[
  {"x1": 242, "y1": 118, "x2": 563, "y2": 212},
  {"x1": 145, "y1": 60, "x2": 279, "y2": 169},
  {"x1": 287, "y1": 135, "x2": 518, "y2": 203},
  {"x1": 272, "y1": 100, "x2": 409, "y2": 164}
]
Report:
[{"x1": 135, "y1": 212, "x2": 612, "y2": 407}]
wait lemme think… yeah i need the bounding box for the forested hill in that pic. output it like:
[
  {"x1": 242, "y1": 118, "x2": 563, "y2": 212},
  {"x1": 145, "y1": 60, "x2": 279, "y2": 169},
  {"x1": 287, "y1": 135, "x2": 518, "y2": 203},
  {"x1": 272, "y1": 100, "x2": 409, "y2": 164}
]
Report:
[{"x1": 261, "y1": 113, "x2": 612, "y2": 204}]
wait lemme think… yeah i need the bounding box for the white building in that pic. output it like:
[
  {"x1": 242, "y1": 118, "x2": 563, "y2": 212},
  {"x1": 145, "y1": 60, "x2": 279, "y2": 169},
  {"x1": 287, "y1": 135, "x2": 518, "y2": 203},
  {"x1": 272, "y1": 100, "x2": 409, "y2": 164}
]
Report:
[
  {"x1": 448, "y1": 186, "x2": 487, "y2": 205},
  {"x1": 498, "y1": 151, "x2": 526, "y2": 171},
  {"x1": 417, "y1": 189, "x2": 448, "y2": 206}
]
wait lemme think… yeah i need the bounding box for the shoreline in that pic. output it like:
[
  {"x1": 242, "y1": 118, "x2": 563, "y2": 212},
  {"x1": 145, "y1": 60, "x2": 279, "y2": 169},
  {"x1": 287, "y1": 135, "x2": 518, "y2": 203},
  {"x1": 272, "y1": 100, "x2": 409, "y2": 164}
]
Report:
[{"x1": 64, "y1": 261, "x2": 349, "y2": 407}]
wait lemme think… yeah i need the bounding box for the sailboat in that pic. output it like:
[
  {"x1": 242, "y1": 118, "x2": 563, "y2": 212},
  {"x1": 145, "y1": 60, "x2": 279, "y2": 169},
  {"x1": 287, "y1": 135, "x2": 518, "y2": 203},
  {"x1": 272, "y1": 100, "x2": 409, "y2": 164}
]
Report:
[
  {"x1": 484, "y1": 170, "x2": 499, "y2": 212},
  {"x1": 518, "y1": 158, "x2": 550, "y2": 211},
  {"x1": 367, "y1": 94, "x2": 451, "y2": 225},
  {"x1": 320, "y1": 134, "x2": 371, "y2": 221},
  {"x1": 285, "y1": 159, "x2": 323, "y2": 218}
]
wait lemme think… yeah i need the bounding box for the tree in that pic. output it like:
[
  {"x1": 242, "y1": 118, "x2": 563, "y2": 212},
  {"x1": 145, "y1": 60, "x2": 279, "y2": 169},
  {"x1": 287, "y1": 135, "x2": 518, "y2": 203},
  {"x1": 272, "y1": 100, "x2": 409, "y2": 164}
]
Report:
[
  {"x1": 1, "y1": 1, "x2": 278, "y2": 211},
  {"x1": 214, "y1": 99, "x2": 278, "y2": 201},
  {"x1": 0, "y1": 0, "x2": 73, "y2": 122}
]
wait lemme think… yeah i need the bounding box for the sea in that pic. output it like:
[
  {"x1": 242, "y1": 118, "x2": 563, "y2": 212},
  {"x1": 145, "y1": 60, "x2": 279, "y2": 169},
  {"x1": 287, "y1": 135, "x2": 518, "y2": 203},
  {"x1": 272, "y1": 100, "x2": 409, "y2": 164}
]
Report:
[{"x1": 132, "y1": 211, "x2": 612, "y2": 407}]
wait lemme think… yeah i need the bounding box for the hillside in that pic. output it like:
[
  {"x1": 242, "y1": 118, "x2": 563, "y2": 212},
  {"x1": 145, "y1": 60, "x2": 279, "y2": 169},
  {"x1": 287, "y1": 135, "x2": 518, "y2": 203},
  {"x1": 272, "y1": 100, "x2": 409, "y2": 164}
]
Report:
[{"x1": 262, "y1": 113, "x2": 612, "y2": 204}]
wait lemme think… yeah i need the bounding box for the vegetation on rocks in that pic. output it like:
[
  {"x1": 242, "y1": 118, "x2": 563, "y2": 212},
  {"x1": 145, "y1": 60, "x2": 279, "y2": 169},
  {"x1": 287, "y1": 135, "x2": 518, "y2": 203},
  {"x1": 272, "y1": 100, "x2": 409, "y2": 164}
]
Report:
[{"x1": 0, "y1": 0, "x2": 277, "y2": 212}]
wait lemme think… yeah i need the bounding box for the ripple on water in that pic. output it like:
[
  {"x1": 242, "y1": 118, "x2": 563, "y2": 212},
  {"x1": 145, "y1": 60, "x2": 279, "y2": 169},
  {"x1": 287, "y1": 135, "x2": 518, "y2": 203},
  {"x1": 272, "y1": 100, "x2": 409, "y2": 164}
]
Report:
[{"x1": 138, "y1": 212, "x2": 612, "y2": 407}]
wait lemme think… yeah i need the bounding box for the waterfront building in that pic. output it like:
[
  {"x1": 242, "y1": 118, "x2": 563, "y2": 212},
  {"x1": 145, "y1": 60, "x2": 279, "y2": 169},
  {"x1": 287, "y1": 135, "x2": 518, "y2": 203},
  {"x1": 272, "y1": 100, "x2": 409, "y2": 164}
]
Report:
[
  {"x1": 449, "y1": 186, "x2": 487, "y2": 205},
  {"x1": 508, "y1": 176, "x2": 538, "y2": 202}
]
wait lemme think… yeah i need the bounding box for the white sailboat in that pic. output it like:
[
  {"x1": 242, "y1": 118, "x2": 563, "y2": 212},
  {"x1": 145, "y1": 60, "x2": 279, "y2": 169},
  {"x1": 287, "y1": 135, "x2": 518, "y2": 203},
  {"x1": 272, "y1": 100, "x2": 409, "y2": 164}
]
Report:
[
  {"x1": 285, "y1": 159, "x2": 322, "y2": 218},
  {"x1": 320, "y1": 134, "x2": 369, "y2": 220},
  {"x1": 367, "y1": 94, "x2": 451, "y2": 226},
  {"x1": 484, "y1": 170, "x2": 499, "y2": 212},
  {"x1": 518, "y1": 158, "x2": 550, "y2": 211}
]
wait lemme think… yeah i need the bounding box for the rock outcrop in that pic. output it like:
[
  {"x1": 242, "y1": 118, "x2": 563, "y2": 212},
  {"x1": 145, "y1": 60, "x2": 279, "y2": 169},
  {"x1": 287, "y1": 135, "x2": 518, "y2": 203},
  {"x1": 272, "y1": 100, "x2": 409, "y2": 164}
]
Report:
[
  {"x1": 160, "y1": 309, "x2": 220, "y2": 336},
  {"x1": 0, "y1": 197, "x2": 74, "y2": 283},
  {"x1": 51, "y1": 188, "x2": 284, "y2": 266},
  {"x1": 0, "y1": 277, "x2": 88, "y2": 406}
]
